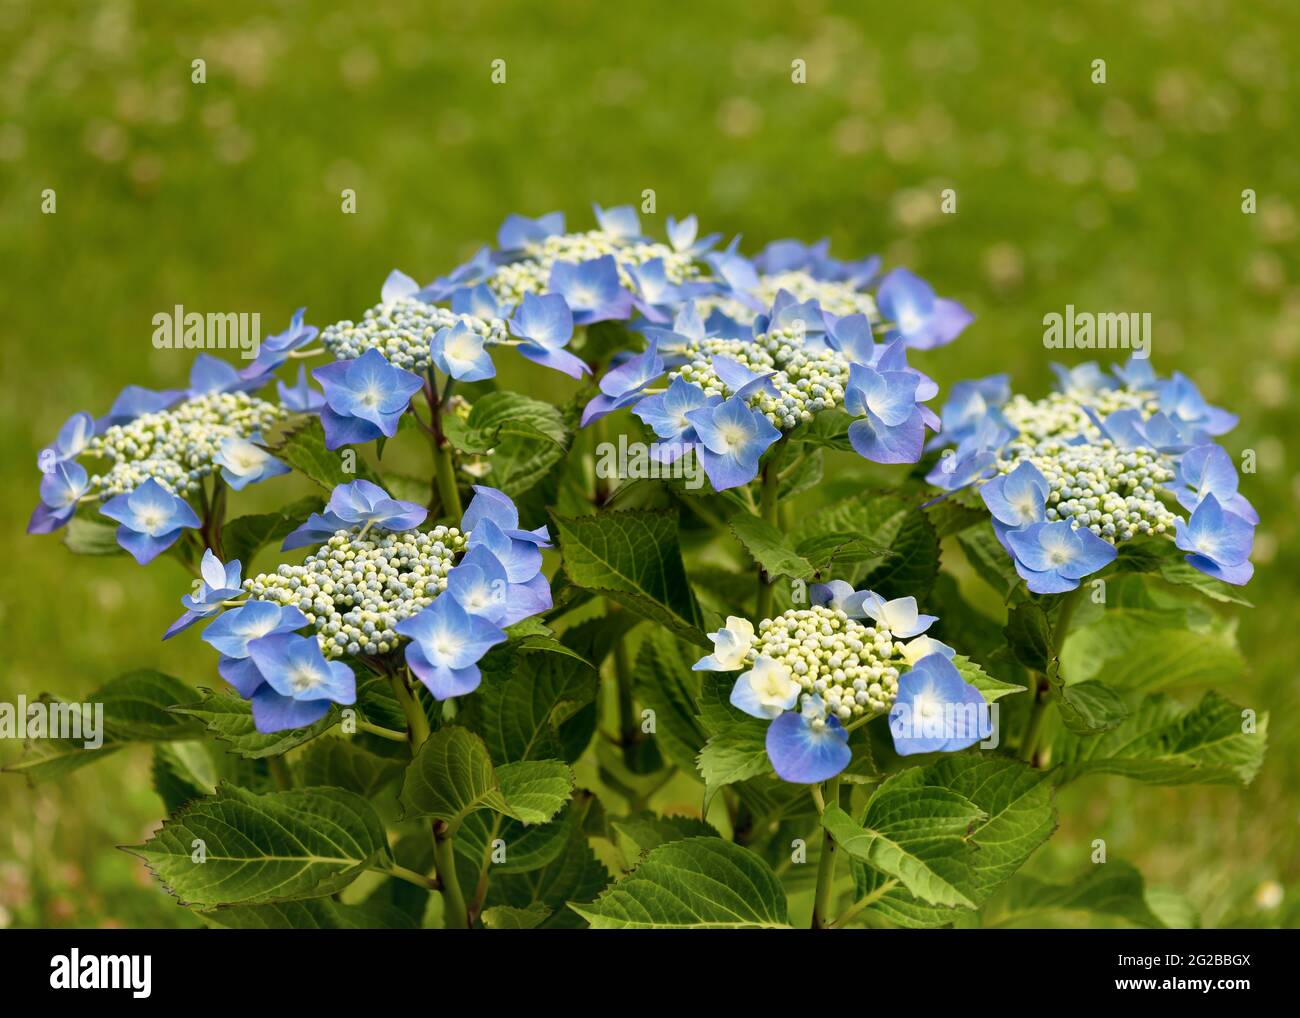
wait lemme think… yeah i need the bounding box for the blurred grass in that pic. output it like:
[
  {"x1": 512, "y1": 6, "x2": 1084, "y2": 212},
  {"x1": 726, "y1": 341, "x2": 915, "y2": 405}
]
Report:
[{"x1": 1, "y1": 0, "x2": 1297, "y2": 927}]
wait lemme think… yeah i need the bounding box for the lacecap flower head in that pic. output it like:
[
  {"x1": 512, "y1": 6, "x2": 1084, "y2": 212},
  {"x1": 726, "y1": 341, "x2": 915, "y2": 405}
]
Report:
[
  {"x1": 928, "y1": 357, "x2": 1256, "y2": 592},
  {"x1": 694, "y1": 585, "x2": 988, "y2": 783}
]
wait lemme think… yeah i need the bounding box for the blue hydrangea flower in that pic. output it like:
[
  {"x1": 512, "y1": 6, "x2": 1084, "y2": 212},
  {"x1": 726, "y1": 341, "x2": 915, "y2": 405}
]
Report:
[
  {"x1": 508, "y1": 292, "x2": 588, "y2": 379},
  {"x1": 187, "y1": 353, "x2": 269, "y2": 397},
  {"x1": 420, "y1": 247, "x2": 495, "y2": 302},
  {"x1": 212, "y1": 434, "x2": 290, "y2": 491},
  {"x1": 41, "y1": 411, "x2": 95, "y2": 466},
  {"x1": 888, "y1": 654, "x2": 990, "y2": 756},
  {"x1": 461, "y1": 484, "x2": 551, "y2": 592},
  {"x1": 164, "y1": 549, "x2": 244, "y2": 639},
  {"x1": 451, "y1": 282, "x2": 504, "y2": 320},
  {"x1": 431, "y1": 321, "x2": 496, "y2": 382},
  {"x1": 240, "y1": 307, "x2": 319, "y2": 378},
  {"x1": 312, "y1": 348, "x2": 424, "y2": 449},
  {"x1": 28, "y1": 461, "x2": 90, "y2": 534},
  {"x1": 497, "y1": 211, "x2": 565, "y2": 255},
  {"x1": 980, "y1": 460, "x2": 1049, "y2": 528},
  {"x1": 932, "y1": 375, "x2": 1011, "y2": 450},
  {"x1": 592, "y1": 203, "x2": 643, "y2": 240},
  {"x1": 396, "y1": 594, "x2": 507, "y2": 700},
  {"x1": 203, "y1": 600, "x2": 309, "y2": 660},
  {"x1": 1155, "y1": 371, "x2": 1238, "y2": 437},
  {"x1": 765, "y1": 699, "x2": 851, "y2": 784},
  {"x1": 666, "y1": 213, "x2": 720, "y2": 256},
  {"x1": 1173, "y1": 444, "x2": 1258, "y2": 524},
  {"x1": 549, "y1": 255, "x2": 634, "y2": 325},
  {"x1": 876, "y1": 268, "x2": 973, "y2": 350},
  {"x1": 243, "y1": 632, "x2": 356, "y2": 733},
  {"x1": 843, "y1": 362, "x2": 929, "y2": 464},
  {"x1": 809, "y1": 579, "x2": 857, "y2": 612},
  {"x1": 99, "y1": 478, "x2": 202, "y2": 564},
  {"x1": 282, "y1": 480, "x2": 426, "y2": 550},
  {"x1": 1174, "y1": 492, "x2": 1254, "y2": 586},
  {"x1": 633, "y1": 377, "x2": 719, "y2": 462},
  {"x1": 1004, "y1": 520, "x2": 1118, "y2": 594},
  {"x1": 1085, "y1": 407, "x2": 1191, "y2": 455},
  {"x1": 580, "y1": 339, "x2": 665, "y2": 425},
  {"x1": 96, "y1": 384, "x2": 183, "y2": 431},
  {"x1": 684, "y1": 395, "x2": 781, "y2": 490},
  {"x1": 278, "y1": 365, "x2": 327, "y2": 413}
]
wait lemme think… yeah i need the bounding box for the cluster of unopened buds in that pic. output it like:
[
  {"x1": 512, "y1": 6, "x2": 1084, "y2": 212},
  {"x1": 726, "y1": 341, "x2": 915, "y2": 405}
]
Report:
[
  {"x1": 164, "y1": 481, "x2": 552, "y2": 733},
  {"x1": 928, "y1": 357, "x2": 1257, "y2": 592},
  {"x1": 695, "y1": 582, "x2": 992, "y2": 783}
]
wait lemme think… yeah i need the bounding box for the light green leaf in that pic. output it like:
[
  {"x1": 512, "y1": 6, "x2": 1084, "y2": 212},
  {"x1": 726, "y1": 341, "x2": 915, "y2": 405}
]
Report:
[
  {"x1": 262, "y1": 416, "x2": 382, "y2": 488},
  {"x1": 730, "y1": 514, "x2": 813, "y2": 581},
  {"x1": 571, "y1": 836, "x2": 790, "y2": 928},
  {"x1": 221, "y1": 496, "x2": 325, "y2": 567},
  {"x1": 202, "y1": 897, "x2": 418, "y2": 929},
  {"x1": 989, "y1": 861, "x2": 1166, "y2": 928},
  {"x1": 552, "y1": 508, "x2": 707, "y2": 643},
  {"x1": 696, "y1": 719, "x2": 773, "y2": 811},
  {"x1": 399, "y1": 727, "x2": 574, "y2": 831},
  {"x1": 953, "y1": 655, "x2": 1025, "y2": 704},
  {"x1": 1051, "y1": 691, "x2": 1266, "y2": 785},
  {"x1": 632, "y1": 628, "x2": 709, "y2": 774},
  {"x1": 824, "y1": 792, "x2": 985, "y2": 909},
  {"x1": 63, "y1": 515, "x2": 124, "y2": 555},
  {"x1": 297, "y1": 736, "x2": 404, "y2": 798},
  {"x1": 480, "y1": 903, "x2": 552, "y2": 929},
  {"x1": 128, "y1": 784, "x2": 392, "y2": 908}
]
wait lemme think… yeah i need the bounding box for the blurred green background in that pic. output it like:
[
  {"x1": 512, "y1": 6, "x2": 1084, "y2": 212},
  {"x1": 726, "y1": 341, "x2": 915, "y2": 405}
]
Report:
[{"x1": 1, "y1": 0, "x2": 1296, "y2": 928}]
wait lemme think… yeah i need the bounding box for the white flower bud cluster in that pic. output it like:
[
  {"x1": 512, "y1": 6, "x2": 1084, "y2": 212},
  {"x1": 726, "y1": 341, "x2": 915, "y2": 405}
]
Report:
[
  {"x1": 669, "y1": 326, "x2": 850, "y2": 430},
  {"x1": 1002, "y1": 388, "x2": 1155, "y2": 444},
  {"x1": 487, "y1": 230, "x2": 699, "y2": 307},
  {"x1": 84, "y1": 392, "x2": 287, "y2": 497},
  {"x1": 321, "y1": 297, "x2": 508, "y2": 373},
  {"x1": 245, "y1": 526, "x2": 468, "y2": 658},
  {"x1": 751, "y1": 605, "x2": 904, "y2": 721},
  {"x1": 998, "y1": 437, "x2": 1178, "y2": 542}
]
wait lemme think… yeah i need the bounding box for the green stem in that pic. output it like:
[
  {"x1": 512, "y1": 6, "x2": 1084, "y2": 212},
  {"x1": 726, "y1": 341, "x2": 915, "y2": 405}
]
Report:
[
  {"x1": 754, "y1": 436, "x2": 788, "y2": 619},
  {"x1": 431, "y1": 439, "x2": 462, "y2": 519},
  {"x1": 382, "y1": 863, "x2": 438, "y2": 890},
  {"x1": 811, "y1": 775, "x2": 843, "y2": 929},
  {"x1": 390, "y1": 669, "x2": 430, "y2": 751},
  {"x1": 612, "y1": 612, "x2": 639, "y2": 770},
  {"x1": 356, "y1": 720, "x2": 409, "y2": 743},
  {"x1": 433, "y1": 821, "x2": 469, "y2": 929},
  {"x1": 828, "y1": 878, "x2": 899, "y2": 929},
  {"x1": 1018, "y1": 586, "x2": 1085, "y2": 765},
  {"x1": 268, "y1": 755, "x2": 292, "y2": 790}
]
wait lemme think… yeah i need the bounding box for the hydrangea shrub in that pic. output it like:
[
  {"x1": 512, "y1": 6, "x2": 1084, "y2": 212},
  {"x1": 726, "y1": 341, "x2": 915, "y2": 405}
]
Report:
[{"x1": 14, "y1": 206, "x2": 1265, "y2": 930}]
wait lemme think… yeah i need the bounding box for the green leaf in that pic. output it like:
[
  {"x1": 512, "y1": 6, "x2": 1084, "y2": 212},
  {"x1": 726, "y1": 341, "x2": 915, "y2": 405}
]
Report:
[
  {"x1": 202, "y1": 897, "x2": 418, "y2": 929},
  {"x1": 127, "y1": 784, "x2": 392, "y2": 908},
  {"x1": 571, "y1": 836, "x2": 790, "y2": 928},
  {"x1": 5, "y1": 671, "x2": 202, "y2": 782},
  {"x1": 297, "y1": 736, "x2": 404, "y2": 798},
  {"x1": 989, "y1": 861, "x2": 1166, "y2": 928},
  {"x1": 1051, "y1": 691, "x2": 1267, "y2": 785},
  {"x1": 791, "y1": 408, "x2": 854, "y2": 451},
  {"x1": 824, "y1": 792, "x2": 985, "y2": 909},
  {"x1": 152, "y1": 742, "x2": 219, "y2": 812},
  {"x1": 399, "y1": 727, "x2": 573, "y2": 831},
  {"x1": 496, "y1": 760, "x2": 577, "y2": 825},
  {"x1": 480, "y1": 903, "x2": 552, "y2": 929},
  {"x1": 169, "y1": 688, "x2": 337, "y2": 759},
  {"x1": 445, "y1": 391, "x2": 571, "y2": 498},
  {"x1": 1052, "y1": 679, "x2": 1129, "y2": 735},
  {"x1": 956, "y1": 526, "x2": 1024, "y2": 602},
  {"x1": 62, "y1": 515, "x2": 124, "y2": 555},
  {"x1": 850, "y1": 757, "x2": 1056, "y2": 927},
  {"x1": 262, "y1": 416, "x2": 382, "y2": 488},
  {"x1": 612, "y1": 814, "x2": 720, "y2": 860},
  {"x1": 632, "y1": 628, "x2": 709, "y2": 774},
  {"x1": 730, "y1": 514, "x2": 813, "y2": 581},
  {"x1": 551, "y1": 508, "x2": 707, "y2": 644},
  {"x1": 802, "y1": 491, "x2": 938, "y2": 597},
  {"x1": 953, "y1": 655, "x2": 1026, "y2": 704},
  {"x1": 465, "y1": 644, "x2": 598, "y2": 764},
  {"x1": 221, "y1": 496, "x2": 325, "y2": 567},
  {"x1": 1004, "y1": 603, "x2": 1052, "y2": 672},
  {"x1": 696, "y1": 719, "x2": 773, "y2": 811}
]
